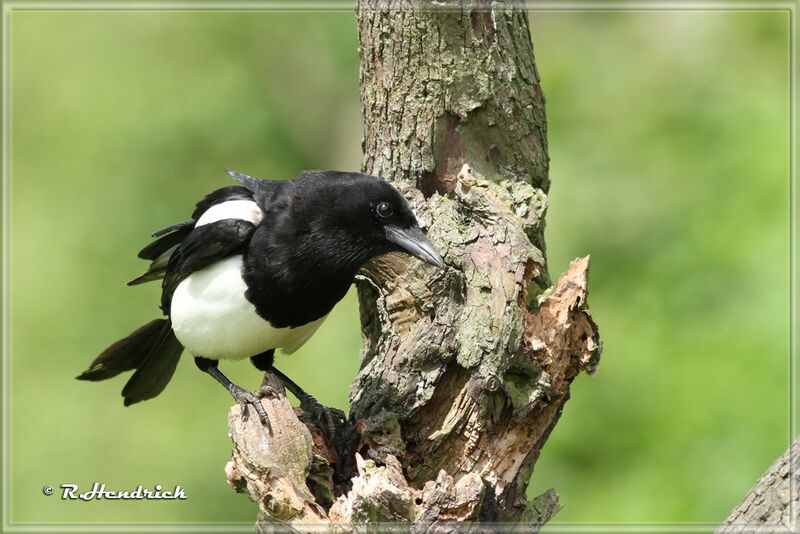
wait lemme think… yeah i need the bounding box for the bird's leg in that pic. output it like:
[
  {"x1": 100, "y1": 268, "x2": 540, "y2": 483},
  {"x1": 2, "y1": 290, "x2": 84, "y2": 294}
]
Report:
[
  {"x1": 194, "y1": 356, "x2": 270, "y2": 427},
  {"x1": 249, "y1": 351, "x2": 344, "y2": 442},
  {"x1": 270, "y1": 367, "x2": 346, "y2": 439},
  {"x1": 248, "y1": 350, "x2": 280, "y2": 400}
]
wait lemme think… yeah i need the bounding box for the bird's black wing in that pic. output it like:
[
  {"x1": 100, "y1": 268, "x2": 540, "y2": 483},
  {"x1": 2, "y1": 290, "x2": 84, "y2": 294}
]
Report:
[
  {"x1": 128, "y1": 186, "x2": 254, "y2": 286},
  {"x1": 160, "y1": 218, "x2": 256, "y2": 313}
]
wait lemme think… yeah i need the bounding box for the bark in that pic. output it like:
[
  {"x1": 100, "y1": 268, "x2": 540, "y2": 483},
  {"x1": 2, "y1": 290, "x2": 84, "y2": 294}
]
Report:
[
  {"x1": 717, "y1": 438, "x2": 800, "y2": 534},
  {"x1": 225, "y1": 1, "x2": 601, "y2": 530}
]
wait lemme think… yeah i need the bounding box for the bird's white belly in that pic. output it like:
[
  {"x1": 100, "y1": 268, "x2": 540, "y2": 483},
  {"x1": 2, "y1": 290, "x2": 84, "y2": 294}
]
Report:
[{"x1": 170, "y1": 255, "x2": 325, "y2": 360}]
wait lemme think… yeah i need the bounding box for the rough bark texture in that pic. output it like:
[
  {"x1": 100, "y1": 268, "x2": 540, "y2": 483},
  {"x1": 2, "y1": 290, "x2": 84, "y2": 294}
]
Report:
[
  {"x1": 717, "y1": 438, "x2": 799, "y2": 534},
  {"x1": 226, "y1": 2, "x2": 601, "y2": 530}
]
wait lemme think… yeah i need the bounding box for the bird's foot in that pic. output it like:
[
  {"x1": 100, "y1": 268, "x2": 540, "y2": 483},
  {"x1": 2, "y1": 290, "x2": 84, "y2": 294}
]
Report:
[
  {"x1": 296, "y1": 392, "x2": 346, "y2": 445},
  {"x1": 229, "y1": 384, "x2": 270, "y2": 429},
  {"x1": 257, "y1": 384, "x2": 278, "y2": 399}
]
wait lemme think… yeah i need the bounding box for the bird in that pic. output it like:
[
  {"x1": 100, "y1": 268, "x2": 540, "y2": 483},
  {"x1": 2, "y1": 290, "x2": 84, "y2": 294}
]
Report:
[{"x1": 77, "y1": 169, "x2": 444, "y2": 432}]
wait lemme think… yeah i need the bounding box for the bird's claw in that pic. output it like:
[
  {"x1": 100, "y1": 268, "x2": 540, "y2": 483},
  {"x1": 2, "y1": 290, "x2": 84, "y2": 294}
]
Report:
[
  {"x1": 229, "y1": 384, "x2": 271, "y2": 429},
  {"x1": 257, "y1": 385, "x2": 278, "y2": 399},
  {"x1": 297, "y1": 393, "x2": 345, "y2": 443}
]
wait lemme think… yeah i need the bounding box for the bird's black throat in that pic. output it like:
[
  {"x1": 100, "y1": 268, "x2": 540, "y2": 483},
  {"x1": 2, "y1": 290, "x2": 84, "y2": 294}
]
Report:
[{"x1": 241, "y1": 223, "x2": 378, "y2": 329}]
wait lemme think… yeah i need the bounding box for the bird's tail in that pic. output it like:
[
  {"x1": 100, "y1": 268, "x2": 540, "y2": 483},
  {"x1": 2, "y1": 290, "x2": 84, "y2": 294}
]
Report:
[{"x1": 77, "y1": 319, "x2": 183, "y2": 406}]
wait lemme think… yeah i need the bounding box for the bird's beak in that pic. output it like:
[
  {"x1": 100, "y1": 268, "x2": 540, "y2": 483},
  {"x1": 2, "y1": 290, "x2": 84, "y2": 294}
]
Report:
[{"x1": 385, "y1": 226, "x2": 445, "y2": 269}]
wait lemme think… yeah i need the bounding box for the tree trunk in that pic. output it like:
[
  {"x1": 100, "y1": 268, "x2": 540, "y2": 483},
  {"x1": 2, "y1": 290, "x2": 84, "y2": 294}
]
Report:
[
  {"x1": 717, "y1": 438, "x2": 800, "y2": 533},
  {"x1": 225, "y1": 2, "x2": 601, "y2": 529}
]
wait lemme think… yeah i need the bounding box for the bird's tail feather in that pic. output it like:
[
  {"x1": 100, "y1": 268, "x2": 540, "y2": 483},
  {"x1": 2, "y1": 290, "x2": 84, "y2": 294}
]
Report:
[{"x1": 77, "y1": 319, "x2": 183, "y2": 406}]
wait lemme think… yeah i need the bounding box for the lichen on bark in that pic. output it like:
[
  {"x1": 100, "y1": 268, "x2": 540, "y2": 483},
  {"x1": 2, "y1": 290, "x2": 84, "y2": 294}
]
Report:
[{"x1": 351, "y1": 0, "x2": 600, "y2": 520}]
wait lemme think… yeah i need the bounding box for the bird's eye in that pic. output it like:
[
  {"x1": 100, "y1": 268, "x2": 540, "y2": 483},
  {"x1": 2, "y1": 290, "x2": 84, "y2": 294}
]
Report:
[{"x1": 376, "y1": 201, "x2": 394, "y2": 219}]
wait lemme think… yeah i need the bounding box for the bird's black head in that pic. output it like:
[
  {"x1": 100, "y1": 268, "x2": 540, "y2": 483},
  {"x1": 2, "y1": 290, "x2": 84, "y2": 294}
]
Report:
[{"x1": 289, "y1": 170, "x2": 445, "y2": 274}]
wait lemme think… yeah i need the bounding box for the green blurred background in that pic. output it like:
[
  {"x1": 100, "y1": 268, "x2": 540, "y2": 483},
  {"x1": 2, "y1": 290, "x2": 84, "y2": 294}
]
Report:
[{"x1": 8, "y1": 8, "x2": 790, "y2": 526}]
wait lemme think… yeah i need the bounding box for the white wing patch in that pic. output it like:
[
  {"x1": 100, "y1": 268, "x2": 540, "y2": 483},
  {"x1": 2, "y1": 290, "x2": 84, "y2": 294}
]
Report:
[
  {"x1": 170, "y1": 255, "x2": 326, "y2": 360},
  {"x1": 195, "y1": 200, "x2": 263, "y2": 227}
]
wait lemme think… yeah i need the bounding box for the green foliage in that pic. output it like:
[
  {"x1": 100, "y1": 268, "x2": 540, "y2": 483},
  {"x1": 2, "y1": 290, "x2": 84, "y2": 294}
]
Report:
[
  {"x1": 528, "y1": 11, "x2": 790, "y2": 525},
  {"x1": 8, "y1": 9, "x2": 789, "y2": 526}
]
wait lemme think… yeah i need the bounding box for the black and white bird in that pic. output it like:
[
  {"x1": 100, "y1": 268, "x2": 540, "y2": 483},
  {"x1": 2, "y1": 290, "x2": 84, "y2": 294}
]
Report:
[{"x1": 78, "y1": 169, "x2": 444, "y2": 427}]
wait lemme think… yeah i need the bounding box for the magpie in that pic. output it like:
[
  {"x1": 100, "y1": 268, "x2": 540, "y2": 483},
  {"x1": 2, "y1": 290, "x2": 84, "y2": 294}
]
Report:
[{"x1": 78, "y1": 169, "x2": 444, "y2": 428}]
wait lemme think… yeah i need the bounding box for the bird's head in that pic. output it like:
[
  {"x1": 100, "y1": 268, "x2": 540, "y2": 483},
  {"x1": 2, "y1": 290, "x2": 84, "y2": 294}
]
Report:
[{"x1": 290, "y1": 170, "x2": 445, "y2": 272}]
